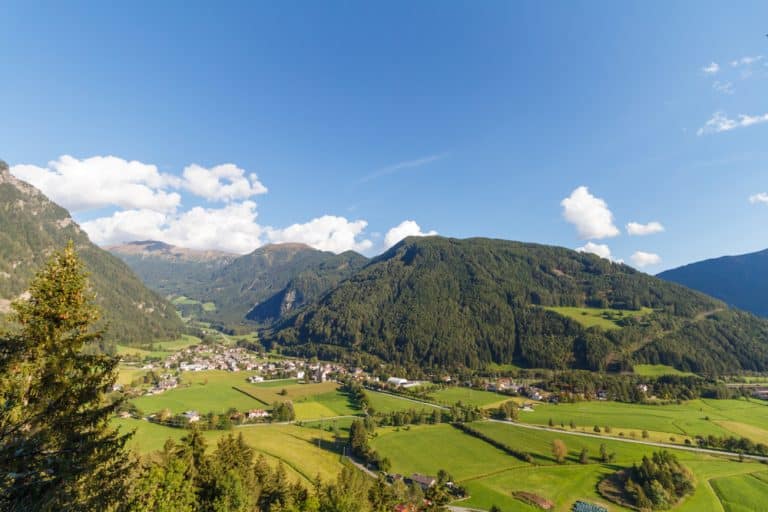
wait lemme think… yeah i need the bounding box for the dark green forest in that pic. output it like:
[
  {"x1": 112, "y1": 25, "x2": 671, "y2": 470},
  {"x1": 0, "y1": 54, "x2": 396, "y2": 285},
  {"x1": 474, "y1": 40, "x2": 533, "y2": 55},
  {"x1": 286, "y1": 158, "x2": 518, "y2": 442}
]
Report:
[{"x1": 265, "y1": 236, "x2": 768, "y2": 374}]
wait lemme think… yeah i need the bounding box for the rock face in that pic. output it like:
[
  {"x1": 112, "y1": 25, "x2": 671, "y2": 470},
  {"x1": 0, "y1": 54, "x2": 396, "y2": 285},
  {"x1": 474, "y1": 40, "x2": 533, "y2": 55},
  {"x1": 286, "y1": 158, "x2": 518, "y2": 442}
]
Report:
[{"x1": 0, "y1": 160, "x2": 183, "y2": 344}]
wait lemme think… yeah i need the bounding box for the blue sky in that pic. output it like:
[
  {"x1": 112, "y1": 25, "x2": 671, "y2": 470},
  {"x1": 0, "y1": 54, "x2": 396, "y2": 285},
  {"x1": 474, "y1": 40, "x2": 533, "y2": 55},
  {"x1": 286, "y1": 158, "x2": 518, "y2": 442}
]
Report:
[{"x1": 1, "y1": 2, "x2": 767, "y2": 270}]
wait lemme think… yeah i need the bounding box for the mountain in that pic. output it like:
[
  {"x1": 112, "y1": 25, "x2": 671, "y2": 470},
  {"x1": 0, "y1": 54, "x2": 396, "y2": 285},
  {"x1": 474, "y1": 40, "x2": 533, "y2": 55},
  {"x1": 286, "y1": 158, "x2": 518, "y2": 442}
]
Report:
[
  {"x1": 264, "y1": 236, "x2": 768, "y2": 374},
  {"x1": 111, "y1": 240, "x2": 368, "y2": 327},
  {"x1": 658, "y1": 249, "x2": 768, "y2": 318},
  {"x1": 108, "y1": 240, "x2": 236, "y2": 298},
  {"x1": 203, "y1": 243, "x2": 368, "y2": 325},
  {"x1": 0, "y1": 161, "x2": 183, "y2": 344}
]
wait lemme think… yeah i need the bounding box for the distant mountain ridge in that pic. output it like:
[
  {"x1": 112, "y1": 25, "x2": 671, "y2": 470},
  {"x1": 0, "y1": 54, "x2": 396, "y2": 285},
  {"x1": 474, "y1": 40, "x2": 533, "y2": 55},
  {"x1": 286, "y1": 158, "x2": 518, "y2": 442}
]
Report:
[
  {"x1": 111, "y1": 240, "x2": 369, "y2": 326},
  {"x1": 0, "y1": 160, "x2": 183, "y2": 344},
  {"x1": 658, "y1": 249, "x2": 768, "y2": 317},
  {"x1": 108, "y1": 240, "x2": 235, "y2": 262},
  {"x1": 264, "y1": 236, "x2": 768, "y2": 374}
]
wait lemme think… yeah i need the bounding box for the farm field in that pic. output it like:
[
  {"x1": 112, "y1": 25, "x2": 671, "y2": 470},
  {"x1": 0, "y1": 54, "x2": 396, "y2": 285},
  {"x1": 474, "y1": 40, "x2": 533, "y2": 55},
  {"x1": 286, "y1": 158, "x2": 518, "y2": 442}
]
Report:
[
  {"x1": 429, "y1": 387, "x2": 510, "y2": 408},
  {"x1": 545, "y1": 306, "x2": 654, "y2": 330},
  {"x1": 372, "y1": 420, "x2": 763, "y2": 512},
  {"x1": 113, "y1": 418, "x2": 345, "y2": 483},
  {"x1": 370, "y1": 424, "x2": 531, "y2": 481},
  {"x1": 710, "y1": 471, "x2": 768, "y2": 512},
  {"x1": 366, "y1": 390, "x2": 442, "y2": 414},
  {"x1": 130, "y1": 371, "x2": 359, "y2": 419},
  {"x1": 517, "y1": 398, "x2": 768, "y2": 442},
  {"x1": 116, "y1": 334, "x2": 202, "y2": 359}
]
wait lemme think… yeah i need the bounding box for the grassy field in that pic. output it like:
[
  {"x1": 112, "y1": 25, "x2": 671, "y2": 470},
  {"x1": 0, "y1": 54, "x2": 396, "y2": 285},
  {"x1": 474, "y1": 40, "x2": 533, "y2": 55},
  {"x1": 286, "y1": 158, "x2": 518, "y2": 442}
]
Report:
[
  {"x1": 372, "y1": 420, "x2": 763, "y2": 512},
  {"x1": 371, "y1": 424, "x2": 531, "y2": 481},
  {"x1": 130, "y1": 372, "x2": 357, "y2": 418},
  {"x1": 516, "y1": 398, "x2": 768, "y2": 442},
  {"x1": 113, "y1": 418, "x2": 346, "y2": 483},
  {"x1": 116, "y1": 334, "x2": 201, "y2": 360},
  {"x1": 429, "y1": 387, "x2": 510, "y2": 408},
  {"x1": 710, "y1": 471, "x2": 768, "y2": 512},
  {"x1": 545, "y1": 306, "x2": 654, "y2": 330},
  {"x1": 366, "y1": 390, "x2": 442, "y2": 414},
  {"x1": 633, "y1": 364, "x2": 695, "y2": 377}
]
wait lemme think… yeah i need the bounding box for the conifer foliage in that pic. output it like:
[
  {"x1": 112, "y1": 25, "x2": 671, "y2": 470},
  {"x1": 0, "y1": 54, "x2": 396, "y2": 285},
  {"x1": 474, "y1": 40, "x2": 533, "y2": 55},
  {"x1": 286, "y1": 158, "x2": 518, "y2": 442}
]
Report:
[{"x1": 0, "y1": 242, "x2": 131, "y2": 511}]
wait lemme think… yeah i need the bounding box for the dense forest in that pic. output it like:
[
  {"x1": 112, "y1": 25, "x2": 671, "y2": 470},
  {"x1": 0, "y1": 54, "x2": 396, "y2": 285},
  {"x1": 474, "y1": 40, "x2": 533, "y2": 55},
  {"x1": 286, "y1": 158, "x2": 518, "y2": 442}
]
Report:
[
  {"x1": 0, "y1": 161, "x2": 182, "y2": 344},
  {"x1": 114, "y1": 241, "x2": 369, "y2": 327},
  {"x1": 264, "y1": 236, "x2": 768, "y2": 374}
]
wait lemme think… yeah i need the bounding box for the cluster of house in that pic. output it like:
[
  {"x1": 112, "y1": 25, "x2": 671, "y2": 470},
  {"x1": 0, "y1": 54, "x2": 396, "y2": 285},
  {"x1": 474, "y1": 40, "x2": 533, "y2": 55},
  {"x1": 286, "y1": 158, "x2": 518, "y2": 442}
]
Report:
[
  {"x1": 178, "y1": 408, "x2": 271, "y2": 424},
  {"x1": 161, "y1": 345, "x2": 264, "y2": 372},
  {"x1": 145, "y1": 374, "x2": 179, "y2": 396}
]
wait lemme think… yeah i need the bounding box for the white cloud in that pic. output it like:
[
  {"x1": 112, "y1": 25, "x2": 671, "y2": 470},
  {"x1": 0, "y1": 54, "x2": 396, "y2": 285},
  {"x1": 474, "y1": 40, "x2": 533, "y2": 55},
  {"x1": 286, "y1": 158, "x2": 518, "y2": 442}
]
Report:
[
  {"x1": 702, "y1": 62, "x2": 720, "y2": 74},
  {"x1": 561, "y1": 186, "x2": 620, "y2": 240},
  {"x1": 10, "y1": 155, "x2": 181, "y2": 212},
  {"x1": 383, "y1": 220, "x2": 438, "y2": 248},
  {"x1": 697, "y1": 111, "x2": 768, "y2": 135},
  {"x1": 181, "y1": 163, "x2": 267, "y2": 202},
  {"x1": 631, "y1": 251, "x2": 661, "y2": 268},
  {"x1": 712, "y1": 81, "x2": 734, "y2": 94},
  {"x1": 576, "y1": 242, "x2": 616, "y2": 262},
  {"x1": 82, "y1": 201, "x2": 264, "y2": 254},
  {"x1": 266, "y1": 215, "x2": 373, "y2": 254},
  {"x1": 731, "y1": 55, "x2": 763, "y2": 67},
  {"x1": 626, "y1": 221, "x2": 665, "y2": 236},
  {"x1": 749, "y1": 192, "x2": 768, "y2": 204}
]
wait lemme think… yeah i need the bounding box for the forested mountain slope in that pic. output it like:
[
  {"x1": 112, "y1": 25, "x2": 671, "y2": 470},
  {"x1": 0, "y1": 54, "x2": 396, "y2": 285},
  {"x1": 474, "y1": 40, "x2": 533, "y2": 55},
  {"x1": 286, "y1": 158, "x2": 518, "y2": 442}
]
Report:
[
  {"x1": 0, "y1": 161, "x2": 183, "y2": 343},
  {"x1": 108, "y1": 241, "x2": 235, "y2": 298},
  {"x1": 658, "y1": 249, "x2": 768, "y2": 318},
  {"x1": 265, "y1": 236, "x2": 768, "y2": 374}
]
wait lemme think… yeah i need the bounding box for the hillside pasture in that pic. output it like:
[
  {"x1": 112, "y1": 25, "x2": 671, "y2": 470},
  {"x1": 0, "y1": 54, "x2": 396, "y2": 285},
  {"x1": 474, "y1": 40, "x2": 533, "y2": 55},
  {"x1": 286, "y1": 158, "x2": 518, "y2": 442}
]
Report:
[
  {"x1": 633, "y1": 364, "x2": 695, "y2": 377},
  {"x1": 545, "y1": 306, "x2": 654, "y2": 330},
  {"x1": 367, "y1": 390, "x2": 442, "y2": 414}
]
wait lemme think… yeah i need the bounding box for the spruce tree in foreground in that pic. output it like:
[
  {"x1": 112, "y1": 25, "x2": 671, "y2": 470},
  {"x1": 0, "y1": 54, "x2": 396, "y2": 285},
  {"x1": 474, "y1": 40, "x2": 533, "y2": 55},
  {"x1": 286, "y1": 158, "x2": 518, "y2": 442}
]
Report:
[{"x1": 0, "y1": 242, "x2": 131, "y2": 511}]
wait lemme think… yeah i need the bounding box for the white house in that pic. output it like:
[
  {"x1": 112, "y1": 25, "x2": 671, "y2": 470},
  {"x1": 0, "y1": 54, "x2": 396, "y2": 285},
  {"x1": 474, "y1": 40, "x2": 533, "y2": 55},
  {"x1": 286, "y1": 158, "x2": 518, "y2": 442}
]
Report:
[{"x1": 183, "y1": 410, "x2": 200, "y2": 422}]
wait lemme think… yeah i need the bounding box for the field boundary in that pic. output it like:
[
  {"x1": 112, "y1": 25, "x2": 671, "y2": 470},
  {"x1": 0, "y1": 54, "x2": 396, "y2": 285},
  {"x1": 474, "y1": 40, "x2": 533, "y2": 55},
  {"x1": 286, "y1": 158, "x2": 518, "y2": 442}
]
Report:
[{"x1": 231, "y1": 386, "x2": 270, "y2": 406}]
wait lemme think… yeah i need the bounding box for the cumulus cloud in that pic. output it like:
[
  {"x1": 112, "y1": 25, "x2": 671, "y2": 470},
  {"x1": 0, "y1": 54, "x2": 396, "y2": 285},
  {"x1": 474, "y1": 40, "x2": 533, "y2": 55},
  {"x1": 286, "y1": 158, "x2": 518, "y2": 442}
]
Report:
[
  {"x1": 561, "y1": 186, "x2": 620, "y2": 240},
  {"x1": 697, "y1": 111, "x2": 768, "y2": 135},
  {"x1": 626, "y1": 221, "x2": 665, "y2": 236},
  {"x1": 702, "y1": 62, "x2": 720, "y2": 74},
  {"x1": 631, "y1": 251, "x2": 661, "y2": 268},
  {"x1": 576, "y1": 242, "x2": 616, "y2": 261},
  {"x1": 749, "y1": 193, "x2": 768, "y2": 204},
  {"x1": 10, "y1": 155, "x2": 181, "y2": 212},
  {"x1": 181, "y1": 163, "x2": 267, "y2": 202},
  {"x1": 383, "y1": 220, "x2": 438, "y2": 248},
  {"x1": 82, "y1": 201, "x2": 264, "y2": 254},
  {"x1": 265, "y1": 216, "x2": 373, "y2": 254}
]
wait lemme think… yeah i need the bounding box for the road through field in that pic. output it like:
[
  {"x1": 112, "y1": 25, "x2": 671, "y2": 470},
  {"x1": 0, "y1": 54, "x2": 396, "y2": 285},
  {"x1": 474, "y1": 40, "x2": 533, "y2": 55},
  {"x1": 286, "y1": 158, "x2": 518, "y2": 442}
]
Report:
[{"x1": 368, "y1": 391, "x2": 768, "y2": 463}]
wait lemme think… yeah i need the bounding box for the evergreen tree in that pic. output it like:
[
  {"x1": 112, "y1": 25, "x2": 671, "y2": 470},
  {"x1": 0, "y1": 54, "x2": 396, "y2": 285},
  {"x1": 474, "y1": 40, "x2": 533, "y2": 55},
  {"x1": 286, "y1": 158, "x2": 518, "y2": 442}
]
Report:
[{"x1": 0, "y1": 242, "x2": 131, "y2": 511}]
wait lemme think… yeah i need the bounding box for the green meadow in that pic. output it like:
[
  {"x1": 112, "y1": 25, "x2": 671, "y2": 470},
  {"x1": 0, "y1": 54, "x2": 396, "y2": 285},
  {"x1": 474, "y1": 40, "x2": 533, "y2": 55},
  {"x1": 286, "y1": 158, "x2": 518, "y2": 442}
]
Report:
[
  {"x1": 372, "y1": 420, "x2": 764, "y2": 512},
  {"x1": 517, "y1": 398, "x2": 768, "y2": 442},
  {"x1": 429, "y1": 386, "x2": 510, "y2": 408},
  {"x1": 545, "y1": 306, "x2": 654, "y2": 330},
  {"x1": 710, "y1": 471, "x2": 768, "y2": 512},
  {"x1": 633, "y1": 364, "x2": 696, "y2": 377},
  {"x1": 366, "y1": 390, "x2": 442, "y2": 414}
]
